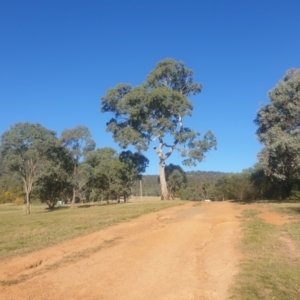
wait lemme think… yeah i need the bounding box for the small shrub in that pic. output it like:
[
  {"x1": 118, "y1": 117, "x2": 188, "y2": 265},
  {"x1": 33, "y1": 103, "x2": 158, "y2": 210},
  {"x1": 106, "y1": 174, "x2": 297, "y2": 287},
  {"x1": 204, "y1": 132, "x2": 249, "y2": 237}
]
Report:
[
  {"x1": 0, "y1": 191, "x2": 15, "y2": 204},
  {"x1": 13, "y1": 196, "x2": 25, "y2": 206}
]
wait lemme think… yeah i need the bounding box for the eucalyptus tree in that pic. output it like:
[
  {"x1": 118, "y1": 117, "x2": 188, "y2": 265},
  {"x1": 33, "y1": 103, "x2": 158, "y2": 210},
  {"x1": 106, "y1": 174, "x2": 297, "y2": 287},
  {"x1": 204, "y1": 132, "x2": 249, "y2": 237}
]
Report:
[
  {"x1": 119, "y1": 150, "x2": 149, "y2": 198},
  {"x1": 250, "y1": 164, "x2": 283, "y2": 200},
  {"x1": 35, "y1": 145, "x2": 74, "y2": 209},
  {"x1": 255, "y1": 69, "x2": 300, "y2": 198},
  {"x1": 86, "y1": 148, "x2": 148, "y2": 202},
  {"x1": 86, "y1": 148, "x2": 127, "y2": 201},
  {"x1": 101, "y1": 58, "x2": 217, "y2": 199},
  {"x1": 0, "y1": 123, "x2": 57, "y2": 214},
  {"x1": 60, "y1": 126, "x2": 96, "y2": 204},
  {"x1": 165, "y1": 164, "x2": 187, "y2": 199}
]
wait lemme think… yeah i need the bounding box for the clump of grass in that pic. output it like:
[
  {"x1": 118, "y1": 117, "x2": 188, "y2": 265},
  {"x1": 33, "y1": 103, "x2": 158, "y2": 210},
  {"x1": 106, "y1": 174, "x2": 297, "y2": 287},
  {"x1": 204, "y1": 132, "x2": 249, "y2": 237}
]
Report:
[
  {"x1": 243, "y1": 209, "x2": 260, "y2": 218},
  {"x1": 230, "y1": 204, "x2": 300, "y2": 300},
  {"x1": 0, "y1": 200, "x2": 185, "y2": 261}
]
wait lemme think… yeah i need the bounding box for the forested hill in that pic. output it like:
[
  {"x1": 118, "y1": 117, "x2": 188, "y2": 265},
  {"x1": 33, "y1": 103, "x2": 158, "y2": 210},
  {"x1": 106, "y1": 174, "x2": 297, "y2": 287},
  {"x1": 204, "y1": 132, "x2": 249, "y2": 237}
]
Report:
[
  {"x1": 132, "y1": 171, "x2": 230, "y2": 197},
  {"x1": 185, "y1": 171, "x2": 229, "y2": 182}
]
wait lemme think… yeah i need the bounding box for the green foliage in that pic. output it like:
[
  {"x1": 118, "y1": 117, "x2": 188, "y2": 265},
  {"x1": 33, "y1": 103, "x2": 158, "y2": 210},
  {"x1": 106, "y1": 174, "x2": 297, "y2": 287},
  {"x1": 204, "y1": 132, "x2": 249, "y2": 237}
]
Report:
[
  {"x1": 250, "y1": 164, "x2": 288, "y2": 200},
  {"x1": 60, "y1": 126, "x2": 96, "y2": 161},
  {"x1": 101, "y1": 58, "x2": 216, "y2": 199},
  {"x1": 165, "y1": 164, "x2": 187, "y2": 199},
  {"x1": 101, "y1": 58, "x2": 216, "y2": 162},
  {"x1": 60, "y1": 126, "x2": 96, "y2": 204},
  {"x1": 119, "y1": 150, "x2": 149, "y2": 181},
  {"x1": 255, "y1": 69, "x2": 300, "y2": 198},
  {"x1": 181, "y1": 171, "x2": 230, "y2": 200},
  {"x1": 0, "y1": 123, "x2": 57, "y2": 174},
  {"x1": 0, "y1": 123, "x2": 58, "y2": 213},
  {"x1": 132, "y1": 168, "x2": 300, "y2": 202},
  {"x1": 34, "y1": 145, "x2": 74, "y2": 208},
  {"x1": 214, "y1": 170, "x2": 254, "y2": 201},
  {"x1": 0, "y1": 159, "x2": 5, "y2": 178},
  {"x1": 85, "y1": 148, "x2": 148, "y2": 201},
  {"x1": 85, "y1": 148, "x2": 125, "y2": 200}
]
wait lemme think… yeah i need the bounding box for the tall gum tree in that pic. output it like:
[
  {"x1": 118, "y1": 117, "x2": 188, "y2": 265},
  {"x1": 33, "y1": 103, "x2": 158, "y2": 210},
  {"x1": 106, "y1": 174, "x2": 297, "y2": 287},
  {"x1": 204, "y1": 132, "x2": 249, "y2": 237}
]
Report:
[
  {"x1": 0, "y1": 123, "x2": 57, "y2": 214},
  {"x1": 60, "y1": 126, "x2": 96, "y2": 205},
  {"x1": 101, "y1": 59, "x2": 217, "y2": 199},
  {"x1": 255, "y1": 69, "x2": 300, "y2": 198}
]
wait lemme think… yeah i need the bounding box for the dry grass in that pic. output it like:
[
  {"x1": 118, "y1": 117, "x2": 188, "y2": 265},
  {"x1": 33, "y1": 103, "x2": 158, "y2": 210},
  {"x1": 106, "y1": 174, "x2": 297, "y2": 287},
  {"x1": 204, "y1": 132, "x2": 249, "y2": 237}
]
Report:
[
  {"x1": 230, "y1": 202, "x2": 300, "y2": 300},
  {"x1": 0, "y1": 199, "x2": 184, "y2": 261}
]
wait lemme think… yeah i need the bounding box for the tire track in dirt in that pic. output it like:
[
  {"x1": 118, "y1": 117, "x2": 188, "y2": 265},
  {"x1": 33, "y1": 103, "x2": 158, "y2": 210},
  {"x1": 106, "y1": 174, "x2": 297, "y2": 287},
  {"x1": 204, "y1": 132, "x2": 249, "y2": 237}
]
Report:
[{"x1": 0, "y1": 201, "x2": 242, "y2": 300}]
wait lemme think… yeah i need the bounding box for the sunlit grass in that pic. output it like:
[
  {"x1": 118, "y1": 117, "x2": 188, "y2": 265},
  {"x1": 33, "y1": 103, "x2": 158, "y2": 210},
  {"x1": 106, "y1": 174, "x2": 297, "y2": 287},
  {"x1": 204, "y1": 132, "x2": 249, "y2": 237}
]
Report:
[
  {"x1": 230, "y1": 202, "x2": 300, "y2": 300},
  {"x1": 0, "y1": 199, "x2": 185, "y2": 261}
]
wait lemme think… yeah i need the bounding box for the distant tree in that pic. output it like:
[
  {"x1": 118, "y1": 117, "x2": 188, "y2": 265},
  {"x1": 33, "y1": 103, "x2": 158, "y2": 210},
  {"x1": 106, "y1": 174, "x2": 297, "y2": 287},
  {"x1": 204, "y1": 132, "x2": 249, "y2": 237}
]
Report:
[
  {"x1": 60, "y1": 126, "x2": 96, "y2": 204},
  {"x1": 35, "y1": 145, "x2": 74, "y2": 209},
  {"x1": 255, "y1": 69, "x2": 300, "y2": 199},
  {"x1": 214, "y1": 171, "x2": 253, "y2": 201},
  {"x1": 86, "y1": 148, "x2": 148, "y2": 202},
  {"x1": 101, "y1": 58, "x2": 217, "y2": 200},
  {"x1": 0, "y1": 123, "x2": 57, "y2": 214},
  {"x1": 119, "y1": 151, "x2": 149, "y2": 197},
  {"x1": 119, "y1": 151, "x2": 149, "y2": 179},
  {"x1": 165, "y1": 164, "x2": 187, "y2": 199},
  {"x1": 234, "y1": 170, "x2": 253, "y2": 201},
  {"x1": 86, "y1": 148, "x2": 126, "y2": 202}
]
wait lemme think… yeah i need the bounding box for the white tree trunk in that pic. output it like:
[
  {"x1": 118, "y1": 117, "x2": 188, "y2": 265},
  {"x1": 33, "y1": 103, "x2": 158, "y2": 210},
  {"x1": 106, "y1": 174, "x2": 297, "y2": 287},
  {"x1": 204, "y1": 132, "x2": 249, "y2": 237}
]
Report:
[
  {"x1": 71, "y1": 188, "x2": 76, "y2": 205},
  {"x1": 22, "y1": 162, "x2": 34, "y2": 215},
  {"x1": 159, "y1": 160, "x2": 169, "y2": 200},
  {"x1": 25, "y1": 191, "x2": 31, "y2": 214}
]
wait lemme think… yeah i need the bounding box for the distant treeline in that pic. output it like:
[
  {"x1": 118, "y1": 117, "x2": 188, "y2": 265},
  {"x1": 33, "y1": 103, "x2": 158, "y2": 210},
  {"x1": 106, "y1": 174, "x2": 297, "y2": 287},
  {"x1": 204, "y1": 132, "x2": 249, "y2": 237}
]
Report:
[
  {"x1": 132, "y1": 169, "x2": 300, "y2": 201},
  {"x1": 1, "y1": 118, "x2": 300, "y2": 210}
]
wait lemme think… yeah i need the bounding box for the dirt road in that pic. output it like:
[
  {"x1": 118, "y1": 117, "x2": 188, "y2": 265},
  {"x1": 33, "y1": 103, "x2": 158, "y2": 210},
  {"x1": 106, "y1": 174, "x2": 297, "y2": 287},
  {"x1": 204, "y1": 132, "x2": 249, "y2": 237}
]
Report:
[{"x1": 0, "y1": 201, "x2": 242, "y2": 300}]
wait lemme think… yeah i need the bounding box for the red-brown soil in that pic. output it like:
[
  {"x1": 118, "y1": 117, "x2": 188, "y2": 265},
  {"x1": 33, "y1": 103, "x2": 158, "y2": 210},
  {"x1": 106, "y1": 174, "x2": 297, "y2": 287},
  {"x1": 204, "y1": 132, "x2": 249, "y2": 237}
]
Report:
[
  {"x1": 0, "y1": 201, "x2": 244, "y2": 300},
  {"x1": 258, "y1": 211, "x2": 293, "y2": 225}
]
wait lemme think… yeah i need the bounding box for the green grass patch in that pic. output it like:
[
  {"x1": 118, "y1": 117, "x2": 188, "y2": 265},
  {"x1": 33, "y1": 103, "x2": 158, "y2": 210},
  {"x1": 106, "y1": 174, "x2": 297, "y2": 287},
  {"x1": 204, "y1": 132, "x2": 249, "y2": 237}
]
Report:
[
  {"x1": 230, "y1": 203, "x2": 300, "y2": 300},
  {"x1": 0, "y1": 200, "x2": 185, "y2": 261}
]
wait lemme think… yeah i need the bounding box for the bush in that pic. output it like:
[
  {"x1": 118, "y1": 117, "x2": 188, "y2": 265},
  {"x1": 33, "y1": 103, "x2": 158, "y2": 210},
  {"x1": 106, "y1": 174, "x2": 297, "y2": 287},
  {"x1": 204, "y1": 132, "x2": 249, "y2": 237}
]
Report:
[
  {"x1": 0, "y1": 191, "x2": 14, "y2": 204},
  {"x1": 13, "y1": 196, "x2": 25, "y2": 206}
]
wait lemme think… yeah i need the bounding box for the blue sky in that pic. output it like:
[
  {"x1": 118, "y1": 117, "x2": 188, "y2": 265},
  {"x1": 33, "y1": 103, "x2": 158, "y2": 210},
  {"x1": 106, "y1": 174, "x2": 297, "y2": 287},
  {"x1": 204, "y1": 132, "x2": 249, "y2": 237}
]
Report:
[{"x1": 1, "y1": 0, "x2": 299, "y2": 174}]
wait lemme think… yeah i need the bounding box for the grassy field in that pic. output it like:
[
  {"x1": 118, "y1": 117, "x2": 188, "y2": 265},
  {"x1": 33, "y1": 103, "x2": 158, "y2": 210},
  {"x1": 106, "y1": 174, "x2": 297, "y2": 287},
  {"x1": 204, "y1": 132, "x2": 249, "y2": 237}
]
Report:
[
  {"x1": 0, "y1": 197, "x2": 184, "y2": 261},
  {"x1": 230, "y1": 202, "x2": 300, "y2": 300}
]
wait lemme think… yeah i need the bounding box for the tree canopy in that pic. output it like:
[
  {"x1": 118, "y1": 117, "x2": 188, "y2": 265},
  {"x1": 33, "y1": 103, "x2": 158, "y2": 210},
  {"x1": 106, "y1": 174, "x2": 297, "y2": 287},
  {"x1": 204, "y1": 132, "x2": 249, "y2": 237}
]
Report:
[
  {"x1": 101, "y1": 58, "x2": 217, "y2": 199},
  {"x1": 85, "y1": 148, "x2": 148, "y2": 202},
  {"x1": 0, "y1": 123, "x2": 58, "y2": 213},
  {"x1": 60, "y1": 126, "x2": 96, "y2": 204},
  {"x1": 35, "y1": 145, "x2": 74, "y2": 209},
  {"x1": 255, "y1": 69, "x2": 300, "y2": 198},
  {"x1": 165, "y1": 164, "x2": 187, "y2": 199}
]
